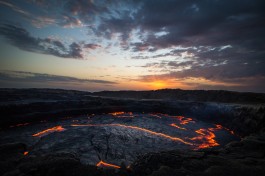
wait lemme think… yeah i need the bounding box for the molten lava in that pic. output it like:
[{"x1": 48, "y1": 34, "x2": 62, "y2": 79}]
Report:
[
  {"x1": 176, "y1": 116, "x2": 185, "y2": 120},
  {"x1": 174, "y1": 116, "x2": 195, "y2": 125},
  {"x1": 215, "y1": 124, "x2": 235, "y2": 135},
  {"x1": 181, "y1": 118, "x2": 194, "y2": 125},
  {"x1": 108, "y1": 112, "x2": 135, "y2": 118},
  {"x1": 149, "y1": 113, "x2": 162, "y2": 118},
  {"x1": 109, "y1": 112, "x2": 125, "y2": 116},
  {"x1": 191, "y1": 124, "x2": 237, "y2": 149},
  {"x1": 96, "y1": 160, "x2": 121, "y2": 169},
  {"x1": 32, "y1": 126, "x2": 65, "y2": 137},
  {"x1": 170, "y1": 123, "x2": 186, "y2": 130},
  {"x1": 71, "y1": 123, "x2": 193, "y2": 145},
  {"x1": 190, "y1": 124, "x2": 232, "y2": 149},
  {"x1": 23, "y1": 151, "x2": 29, "y2": 155},
  {"x1": 191, "y1": 128, "x2": 219, "y2": 149}
]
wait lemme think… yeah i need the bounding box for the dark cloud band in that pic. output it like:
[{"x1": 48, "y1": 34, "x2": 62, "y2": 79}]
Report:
[
  {"x1": 0, "y1": 24, "x2": 84, "y2": 59},
  {"x1": 0, "y1": 70, "x2": 116, "y2": 84}
]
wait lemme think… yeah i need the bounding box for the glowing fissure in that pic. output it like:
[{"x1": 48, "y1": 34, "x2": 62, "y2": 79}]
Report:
[
  {"x1": 109, "y1": 112, "x2": 126, "y2": 116},
  {"x1": 174, "y1": 116, "x2": 195, "y2": 125},
  {"x1": 176, "y1": 116, "x2": 185, "y2": 120},
  {"x1": 71, "y1": 123, "x2": 193, "y2": 145},
  {"x1": 96, "y1": 160, "x2": 121, "y2": 169},
  {"x1": 190, "y1": 124, "x2": 230, "y2": 149},
  {"x1": 180, "y1": 118, "x2": 194, "y2": 125},
  {"x1": 150, "y1": 114, "x2": 195, "y2": 125},
  {"x1": 170, "y1": 123, "x2": 187, "y2": 130},
  {"x1": 191, "y1": 128, "x2": 219, "y2": 149},
  {"x1": 108, "y1": 112, "x2": 134, "y2": 118},
  {"x1": 214, "y1": 124, "x2": 235, "y2": 135},
  {"x1": 10, "y1": 122, "x2": 30, "y2": 128},
  {"x1": 32, "y1": 126, "x2": 65, "y2": 137}
]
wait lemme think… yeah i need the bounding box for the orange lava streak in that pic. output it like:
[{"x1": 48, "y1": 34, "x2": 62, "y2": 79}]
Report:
[
  {"x1": 23, "y1": 151, "x2": 29, "y2": 155},
  {"x1": 176, "y1": 116, "x2": 185, "y2": 120},
  {"x1": 32, "y1": 126, "x2": 65, "y2": 137},
  {"x1": 175, "y1": 116, "x2": 195, "y2": 125},
  {"x1": 191, "y1": 129, "x2": 219, "y2": 149},
  {"x1": 109, "y1": 112, "x2": 134, "y2": 118},
  {"x1": 214, "y1": 124, "x2": 235, "y2": 135},
  {"x1": 180, "y1": 118, "x2": 194, "y2": 125},
  {"x1": 170, "y1": 123, "x2": 186, "y2": 130},
  {"x1": 193, "y1": 124, "x2": 236, "y2": 149},
  {"x1": 96, "y1": 160, "x2": 121, "y2": 169},
  {"x1": 109, "y1": 112, "x2": 125, "y2": 115},
  {"x1": 71, "y1": 123, "x2": 193, "y2": 145}
]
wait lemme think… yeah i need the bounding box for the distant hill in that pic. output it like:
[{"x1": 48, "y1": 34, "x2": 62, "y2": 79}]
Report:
[
  {"x1": 0, "y1": 88, "x2": 264, "y2": 104},
  {"x1": 92, "y1": 89, "x2": 265, "y2": 104}
]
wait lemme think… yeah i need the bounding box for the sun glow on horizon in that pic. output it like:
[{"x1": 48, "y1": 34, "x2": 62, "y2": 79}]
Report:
[{"x1": 150, "y1": 80, "x2": 167, "y2": 89}]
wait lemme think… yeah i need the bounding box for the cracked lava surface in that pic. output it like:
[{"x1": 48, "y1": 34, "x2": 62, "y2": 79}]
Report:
[{"x1": 0, "y1": 112, "x2": 239, "y2": 168}]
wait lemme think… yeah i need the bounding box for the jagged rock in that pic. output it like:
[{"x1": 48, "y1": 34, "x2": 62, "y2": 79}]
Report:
[
  {"x1": 18, "y1": 153, "x2": 104, "y2": 176},
  {"x1": 130, "y1": 133, "x2": 265, "y2": 176},
  {"x1": 204, "y1": 165, "x2": 265, "y2": 176},
  {"x1": 148, "y1": 166, "x2": 175, "y2": 176},
  {"x1": 0, "y1": 143, "x2": 27, "y2": 161},
  {"x1": 0, "y1": 143, "x2": 27, "y2": 176},
  {"x1": 2, "y1": 169, "x2": 21, "y2": 176}
]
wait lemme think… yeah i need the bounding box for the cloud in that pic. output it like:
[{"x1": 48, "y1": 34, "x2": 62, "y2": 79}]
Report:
[
  {"x1": 136, "y1": 73, "x2": 265, "y2": 93},
  {"x1": 0, "y1": 0, "x2": 58, "y2": 28},
  {"x1": 60, "y1": 14, "x2": 83, "y2": 28},
  {"x1": 90, "y1": 0, "x2": 265, "y2": 58},
  {"x1": 137, "y1": 42, "x2": 265, "y2": 88},
  {"x1": 1, "y1": 0, "x2": 264, "y2": 92},
  {"x1": 83, "y1": 43, "x2": 101, "y2": 50},
  {"x1": 0, "y1": 70, "x2": 116, "y2": 84},
  {"x1": 134, "y1": 0, "x2": 265, "y2": 48},
  {"x1": 30, "y1": 16, "x2": 57, "y2": 28},
  {"x1": 0, "y1": 24, "x2": 84, "y2": 59},
  {"x1": 136, "y1": 43, "x2": 265, "y2": 92},
  {"x1": 24, "y1": 0, "x2": 109, "y2": 28},
  {"x1": 131, "y1": 42, "x2": 150, "y2": 52},
  {"x1": 0, "y1": 1, "x2": 30, "y2": 16}
]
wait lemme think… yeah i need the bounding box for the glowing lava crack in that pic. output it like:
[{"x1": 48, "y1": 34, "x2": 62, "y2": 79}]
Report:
[
  {"x1": 32, "y1": 126, "x2": 65, "y2": 137},
  {"x1": 71, "y1": 123, "x2": 193, "y2": 145},
  {"x1": 3, "y1": 112, "x2": 239, "y2": 167},
  {"x1": 96, "y1": 160, "x2": 121, "y2": 169}
]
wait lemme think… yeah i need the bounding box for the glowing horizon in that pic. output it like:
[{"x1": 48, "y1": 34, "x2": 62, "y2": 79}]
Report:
[{"x1": 0, "y1": 0, "x2": 264, "y2": 92}]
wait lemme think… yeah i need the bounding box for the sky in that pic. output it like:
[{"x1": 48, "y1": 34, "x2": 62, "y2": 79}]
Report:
[{"x1": 0, "y1": 0, "x2": 264, "y2": 92}]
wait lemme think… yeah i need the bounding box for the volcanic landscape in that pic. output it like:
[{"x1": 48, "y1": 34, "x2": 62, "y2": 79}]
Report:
[
  {"x1": 1, "y1": 112, "x2": 238, "y2": 167},
  {"x1": 0, "y1": 89, "x2": 264, "y2": 176}
]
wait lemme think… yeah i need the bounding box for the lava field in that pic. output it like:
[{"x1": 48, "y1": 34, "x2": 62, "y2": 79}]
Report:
[{"x1": 0, "y1": 112, "x2": 239, "y2": 169}]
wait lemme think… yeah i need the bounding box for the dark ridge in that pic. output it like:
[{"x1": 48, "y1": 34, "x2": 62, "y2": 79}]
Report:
[{"x1": 92, "y1": 89, "x2": 265, "y2": 104}]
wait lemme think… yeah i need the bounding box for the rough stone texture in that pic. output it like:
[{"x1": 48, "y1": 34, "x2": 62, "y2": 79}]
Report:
[
  {"x1": 0, "y1": 146, "x2": 129, "y2": 176},
  {"x1": 131, "y1": 132, "x2": 265, "y2": 176},
  {"x1": 2, "y1": 131, "x2": 264, "y2": 176},
  {"x1": 0, "y1": 143, "x2": 26, "y2": 176}
]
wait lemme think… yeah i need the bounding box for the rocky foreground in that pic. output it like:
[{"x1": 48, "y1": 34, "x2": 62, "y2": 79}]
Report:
[
  {"x1": 1, "y1": 132, "x2": 264, "y2": 176},
  {"x1": 0, "y1": 89, "x2": 264, "y2": 176},
  {"x1": 131, "y1": 132, "x2": 265, "y2": 176}
]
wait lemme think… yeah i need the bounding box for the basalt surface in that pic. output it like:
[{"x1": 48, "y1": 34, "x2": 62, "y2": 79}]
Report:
[{"x1": 0, "y1": 112, "x2": 239, "y2": 166}]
